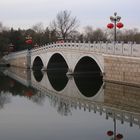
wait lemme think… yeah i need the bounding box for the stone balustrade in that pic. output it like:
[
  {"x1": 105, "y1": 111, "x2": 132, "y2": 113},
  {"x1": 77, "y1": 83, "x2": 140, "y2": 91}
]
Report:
[
  {"x1": 3, "y1": 42, "x2": 140, "y2": 60},
  {"x1": 30, "y1": 42, "x2": 140, "y2": 57}
]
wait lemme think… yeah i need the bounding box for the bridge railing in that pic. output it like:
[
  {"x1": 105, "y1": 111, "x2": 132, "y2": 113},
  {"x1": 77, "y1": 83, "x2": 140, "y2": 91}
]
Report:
[
  {"x1": 3, "y1": 42, "x2": 140, "y2": 61},
  {"x1": 31, "y1": 41, "x2": 140, "y2": 57},
  {"x1": 3, "y1": 49, "x2": 28, "y2": 61}
]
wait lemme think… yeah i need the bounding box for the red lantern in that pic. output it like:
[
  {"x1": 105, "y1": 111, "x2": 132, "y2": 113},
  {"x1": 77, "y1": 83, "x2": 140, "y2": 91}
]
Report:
[
  {"x1": 25, "y1": 90, "x2": 33, "y2": 97},
  {"x1": 25, "y1": 39, "x2": 33, "y2": 45},
  {"x1": 107, "y1": 130, "x2": 113, "y2": 136},
  {"x1": 116, "y1": 134, "x2": 123, "y2": 139},
  {"x1": 117, "y1": 22, "x2": 124, "y2": 29},
  {"x1": 107, "y1": 23, "x2": 114, "y2": 29}
]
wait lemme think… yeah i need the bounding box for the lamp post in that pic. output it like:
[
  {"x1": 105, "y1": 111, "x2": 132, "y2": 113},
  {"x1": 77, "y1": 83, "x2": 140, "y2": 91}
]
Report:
[
  {"x1": 107, "y1": 12, "x2": 124, "y2": 43},
  {"x1": 107, "y1": 116, "x2": 123, "y2": 140},
  {"x1": 25, "y1": 35, "x2": 33, "y2": 50},
  {"x1": 25, "y1": 35, "x2": 32, "y2": 69}
]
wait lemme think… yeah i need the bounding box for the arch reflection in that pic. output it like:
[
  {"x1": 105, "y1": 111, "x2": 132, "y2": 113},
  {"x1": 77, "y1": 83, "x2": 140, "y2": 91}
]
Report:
[
  {"x1": 32, "y1": 56, "x2": 44, "y2": 70},
  {"x1": 74, "y1": 73, "x2": 103, "y2": 97},
  {"x1": 33, "y1": 70, "x2": 44, "y2": 82},
  {"x1": 47, "y1": 69, "x2": 68, "y2": 92},
  {"x1": 32, "y1": 69, "x2": 102, "y2": 97}
]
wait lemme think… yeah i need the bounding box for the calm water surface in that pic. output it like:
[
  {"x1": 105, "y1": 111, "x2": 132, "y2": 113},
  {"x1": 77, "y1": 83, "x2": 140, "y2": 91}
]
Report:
[{"x1": 0, "y1": 67, "x2": 140, "y2": 140}]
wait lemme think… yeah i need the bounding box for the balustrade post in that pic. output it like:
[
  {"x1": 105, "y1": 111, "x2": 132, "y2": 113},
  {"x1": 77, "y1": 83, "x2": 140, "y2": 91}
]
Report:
[
  {"x1": 122, "y1": 42, "x2": 124, "y2": 55},
  {"x1": 113, "y1": 41, "x2": 116, "y2": 54},
  {"x1": 88, "y1": 104, "x2": 91, "y2": 112},
  {"x1": 121, "y1": 113, "x2": 124, "y2": 124},
  {"x1": 65, "y1": 40, "x2": 68, "y2": 48},
  {"x1": 78, "y1": 40, "x2": 81, "y2": 50},
  {"x1": 74, "y1": 40, "x2": 77, "y2": 49},
  {"x1": 130, "y1": 114, "x2": 133, "y2": 127},
  {"x1": 93, "y1": 41, "x2": 96, "y2": 52},
  {"x1": 88, "y1": 41, "x2": 91, "y2": 51},
  {"x1": 105, "y1": 41, "x2": 108, "y2": 54},
  {"x1": 83, "y1": 40, "x2": 86, "y2": 50},
  {"x1": 99, "y1": 41, "x2": 102, "y2": 53},
  {"x1": 131, "y1": 42, "x2": 135, "y2": 56},
  {"x1": 70, "y1": 40, "x2": 73, "y2": 48}
]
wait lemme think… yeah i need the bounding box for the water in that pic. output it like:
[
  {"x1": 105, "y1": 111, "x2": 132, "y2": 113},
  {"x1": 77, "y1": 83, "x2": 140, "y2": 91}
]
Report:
[{"x1": 0, "y1": 67, "x2": 140, "y2": 140}]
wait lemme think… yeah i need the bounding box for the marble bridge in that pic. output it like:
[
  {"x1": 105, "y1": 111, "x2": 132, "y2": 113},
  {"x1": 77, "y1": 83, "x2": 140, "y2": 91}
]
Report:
[{"x1": 3, "y1": 41, "x2": 140, "y2": 86}]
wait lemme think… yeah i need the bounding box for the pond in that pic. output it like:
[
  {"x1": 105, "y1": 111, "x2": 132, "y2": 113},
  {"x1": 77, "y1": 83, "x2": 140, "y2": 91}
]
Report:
[{"x1": 0, "y1": 67, "x2": 140, "y2": 140}]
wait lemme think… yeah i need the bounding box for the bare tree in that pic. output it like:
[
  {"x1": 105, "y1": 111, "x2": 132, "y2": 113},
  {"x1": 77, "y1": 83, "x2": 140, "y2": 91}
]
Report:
[
  {"x1": 84, "y1": 26, "x2": 94, "y2": 42},
  {"x1": 50, "y1": 10, "x2": 79, "y2": 40},
  {"x1": 84, "y1": 26, "x2": 107, "y2": 42},
  {"x1": 32, "y1": 22, "x2": 44, "y2": 33},
  {"x1": 117, "y1": 28, "x2": 140, "y2": 43}
]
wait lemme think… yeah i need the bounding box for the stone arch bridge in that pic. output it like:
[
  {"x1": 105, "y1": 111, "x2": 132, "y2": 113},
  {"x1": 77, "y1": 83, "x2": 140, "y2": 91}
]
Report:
[{"x1": 3, "y1": 41, "x2": 140, "y2": 86}]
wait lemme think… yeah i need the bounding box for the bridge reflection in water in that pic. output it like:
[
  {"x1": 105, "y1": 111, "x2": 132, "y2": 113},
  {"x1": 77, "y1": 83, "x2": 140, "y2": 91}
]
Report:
[{"x1": 1, "y1": 67, "x2": 140, "y2": 129}]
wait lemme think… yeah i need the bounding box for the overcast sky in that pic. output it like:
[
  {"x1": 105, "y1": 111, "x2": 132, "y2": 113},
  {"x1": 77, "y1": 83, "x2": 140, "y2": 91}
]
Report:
[{"x1": 0, "y1": 0, "x2": 139, "y2": 30}]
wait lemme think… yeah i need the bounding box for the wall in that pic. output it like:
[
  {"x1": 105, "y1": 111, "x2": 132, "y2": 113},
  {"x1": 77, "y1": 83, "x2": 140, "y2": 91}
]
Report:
[
  {"x1": 104, "y1": 82, "x2": 140, "y2": 114},
  {"x1": 3, "y1": 50, "x2": 29, "y2": 68},
  {"x1": 104, "y1": 55, "x2": 140, "y2": 86},
  {"x1": 9, "y1": 56, "x2": 27, "y2": 68}
]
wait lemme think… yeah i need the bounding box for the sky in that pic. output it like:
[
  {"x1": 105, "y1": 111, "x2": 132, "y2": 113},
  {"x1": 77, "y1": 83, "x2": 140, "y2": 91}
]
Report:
[{"x1": 0, "y1": 0, "x2": 140, "y2": 30}]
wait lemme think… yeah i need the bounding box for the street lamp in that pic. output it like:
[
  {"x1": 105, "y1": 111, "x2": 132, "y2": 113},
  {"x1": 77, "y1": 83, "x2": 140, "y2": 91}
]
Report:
[
  {"x1": 107, "y1": 12, "x2": 124, "y2": 42},
  {"x1": 106, "y1": 115, "x2": 124, "y2": 140}
]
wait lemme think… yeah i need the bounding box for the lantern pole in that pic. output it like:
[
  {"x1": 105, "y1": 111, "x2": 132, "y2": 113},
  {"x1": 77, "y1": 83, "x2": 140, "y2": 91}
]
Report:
[
  {"x1": 110, "y1": 12, "x2": 121, "y2": 43},
  {"x1": 106, "y1": 115, "x2": 124, "y2": 140},
  {"x1": 25, "y1": 35, "x2": 32, "y2": 69},
  {"x1": 114, "y1": 13, "x2": 117, "y2": 43},
  {"x1": 25, "y1": 35, "x2": 32, "y2": 50},
  {"x1": 113, "y1": 116, "x2": 117, "y2": 140}
]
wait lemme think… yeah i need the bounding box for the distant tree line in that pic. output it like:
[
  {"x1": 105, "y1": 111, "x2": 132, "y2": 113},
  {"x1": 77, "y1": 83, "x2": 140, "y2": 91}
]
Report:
[{"x1": 0, "y1": 10, "x2": 140, "y2": 57}]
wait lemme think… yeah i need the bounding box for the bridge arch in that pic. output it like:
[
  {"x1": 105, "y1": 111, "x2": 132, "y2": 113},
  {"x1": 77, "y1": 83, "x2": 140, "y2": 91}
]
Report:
[
  {"x1": 31, "y1": 48, "x2": 104, "y2": 74},
  {"x1": 32, "y1": 56, "x2": 44, "y2": 70},
  {"x1": 47, "y1": 52, "x2": 69, "y2": 71},
  {"x1": 73, "y1": 54, "x2": 104, "y2": 74},
  {"x1": 31, "y1": 51, "x2": 70, "y2": 71}
]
